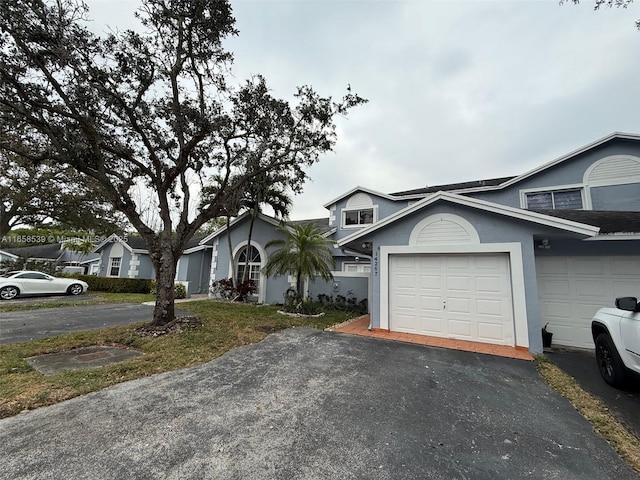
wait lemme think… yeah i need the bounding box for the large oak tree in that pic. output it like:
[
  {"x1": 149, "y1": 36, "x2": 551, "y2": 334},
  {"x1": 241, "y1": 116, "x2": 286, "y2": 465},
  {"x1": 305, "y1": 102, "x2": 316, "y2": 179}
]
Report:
[
  {"x1": 0, "y1": 0, "x2": 366, "y2": 325},
  {"x1": 561, "y1": 0, "x2": 639, "y2": 29},
  {"x1": 0, "y1": 150, "x2": 125, "y2": 237}
]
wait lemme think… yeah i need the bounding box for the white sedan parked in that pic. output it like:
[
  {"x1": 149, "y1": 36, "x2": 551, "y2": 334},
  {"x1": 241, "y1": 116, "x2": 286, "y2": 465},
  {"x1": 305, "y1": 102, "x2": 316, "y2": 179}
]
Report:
[{"x1": 0, "y1": 271, "x2": 89, "y2": 300}]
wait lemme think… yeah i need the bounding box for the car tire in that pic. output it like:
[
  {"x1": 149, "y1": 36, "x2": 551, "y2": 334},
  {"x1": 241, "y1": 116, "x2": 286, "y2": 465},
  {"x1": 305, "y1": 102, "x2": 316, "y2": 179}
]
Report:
[
  {"x1": 595, "y1": 333, "x2": 628, "y2": 388},
  {"x1": 67, "y1": 284, "x2": 84, "y2": 296},
  {"x1": 0, "y1": 286, "x2": 19, "y2": 300}
]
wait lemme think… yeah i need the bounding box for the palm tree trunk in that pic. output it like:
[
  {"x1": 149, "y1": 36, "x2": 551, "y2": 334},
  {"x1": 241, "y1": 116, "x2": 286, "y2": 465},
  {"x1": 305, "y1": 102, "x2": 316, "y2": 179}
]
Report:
[{"x1": 296, "y1": 270, "x2": 302, "y2": 299}]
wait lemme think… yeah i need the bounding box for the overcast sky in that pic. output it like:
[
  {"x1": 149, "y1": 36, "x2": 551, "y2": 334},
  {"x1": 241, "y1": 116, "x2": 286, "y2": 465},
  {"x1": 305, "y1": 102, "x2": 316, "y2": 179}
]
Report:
[{"x1": 87, "y1": 0, "x2": 640, "y2": 220}]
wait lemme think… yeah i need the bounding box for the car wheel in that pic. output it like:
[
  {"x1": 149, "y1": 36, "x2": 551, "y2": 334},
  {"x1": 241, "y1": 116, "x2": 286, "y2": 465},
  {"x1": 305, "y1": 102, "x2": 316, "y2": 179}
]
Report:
[
  {"x1": 0, "y1": 286, "x2": 19, "y2": 300},
  {"x1": 595, "y1": 333, "x2": 628, "y2": 388},
  {"x1": 67, "y1": 284, "x2": 84, "y2": 296}
]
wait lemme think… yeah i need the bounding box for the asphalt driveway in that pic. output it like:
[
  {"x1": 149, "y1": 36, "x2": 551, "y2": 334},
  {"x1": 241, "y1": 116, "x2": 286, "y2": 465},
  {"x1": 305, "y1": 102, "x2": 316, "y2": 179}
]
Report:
[
  {"x1": 0, "y1": 303, "x2": 190, "y2": 344},
  {"x1": 0, "y1": 328, "x2": 635, "y2": 479},
  {"x1": 547, "y1": 348, "x2": 640, "y2": 440}
]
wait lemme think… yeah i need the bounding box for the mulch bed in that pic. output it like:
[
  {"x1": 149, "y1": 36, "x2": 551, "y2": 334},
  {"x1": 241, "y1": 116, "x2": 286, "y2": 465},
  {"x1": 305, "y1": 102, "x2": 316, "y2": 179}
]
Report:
[{"x1": 134, "y1": 315, "x2": 203, "y2": 337}]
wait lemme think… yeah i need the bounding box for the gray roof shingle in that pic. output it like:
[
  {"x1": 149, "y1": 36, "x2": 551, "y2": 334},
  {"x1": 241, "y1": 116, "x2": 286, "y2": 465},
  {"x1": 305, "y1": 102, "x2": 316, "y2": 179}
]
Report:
[
  {"x1": 532, "y1": 210, "x2": 640, "y2": 234},
  {"x1": 288, "y1": 218, "x2": 332, "y2": 235},
  {"x1": 391, "y1": 176, "x2": 516, "y2": 197},
  {"x1": 6, "y1": 243, "x2": 63, "y2": 260}
]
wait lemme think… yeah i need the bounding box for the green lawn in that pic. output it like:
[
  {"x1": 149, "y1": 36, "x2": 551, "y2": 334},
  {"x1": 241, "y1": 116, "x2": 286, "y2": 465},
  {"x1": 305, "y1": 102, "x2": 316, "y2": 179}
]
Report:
[{"x1": 0, "y1": 297, "x2": 360, "y2": 419}]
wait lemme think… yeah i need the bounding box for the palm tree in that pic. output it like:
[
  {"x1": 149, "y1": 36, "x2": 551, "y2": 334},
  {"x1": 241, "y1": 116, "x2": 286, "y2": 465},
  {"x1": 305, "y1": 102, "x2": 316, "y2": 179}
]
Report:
[
  {"x1": 63, "y1": 239, "x2": 94, "y2": 265},
  {"x1": 201, "y1": 172, "x2": 291, "y2": 289},
  {"x1": 263, "y1": 223, "x2": 335, "y2": 297},
  {"x1": 241, "y1": 173, "x2": 291, "y2": 283},
  {"x1": 200, "y1": 176, "x2": 243, "y2": 287}
]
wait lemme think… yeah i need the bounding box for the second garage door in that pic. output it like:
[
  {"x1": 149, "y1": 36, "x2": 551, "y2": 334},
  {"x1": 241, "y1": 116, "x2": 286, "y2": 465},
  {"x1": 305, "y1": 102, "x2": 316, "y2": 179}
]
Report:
[
  {"x1": 389, "y1": 253, "x2": 515, "y2": 346},
  {"x1": 536, "y1": 256, "x2": 640, "y2": 349}
]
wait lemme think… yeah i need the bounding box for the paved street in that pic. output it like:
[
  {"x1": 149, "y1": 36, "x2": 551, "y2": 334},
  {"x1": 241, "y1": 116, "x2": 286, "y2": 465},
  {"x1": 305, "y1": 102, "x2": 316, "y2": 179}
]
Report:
[{"x1": 0, "y1": 303, "x2": 189, "y2": 344}]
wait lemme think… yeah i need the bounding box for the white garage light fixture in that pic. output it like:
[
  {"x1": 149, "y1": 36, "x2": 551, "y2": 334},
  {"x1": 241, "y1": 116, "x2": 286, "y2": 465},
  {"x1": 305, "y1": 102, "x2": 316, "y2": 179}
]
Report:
[{"x1": 536, "y1": 239, "x2": 551, "y2": 249}]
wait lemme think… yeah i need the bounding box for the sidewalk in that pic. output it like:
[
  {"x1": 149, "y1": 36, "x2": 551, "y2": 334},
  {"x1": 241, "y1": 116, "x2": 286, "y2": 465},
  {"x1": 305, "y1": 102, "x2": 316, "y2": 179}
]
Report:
[{"x1": 142, "y1": 293, "x2": 209, "y2": 306}]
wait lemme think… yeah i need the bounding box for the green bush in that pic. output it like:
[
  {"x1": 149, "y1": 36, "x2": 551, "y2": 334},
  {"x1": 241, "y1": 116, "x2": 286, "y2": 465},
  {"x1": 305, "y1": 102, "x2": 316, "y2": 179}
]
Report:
[
  {"x1": 78, "y1": 275, "x2": 153, "y2": 294},
  {"x1": 316, "y1": 291, "x2": 368, "y2": 315},
  {"x1": 174, "y1": 282, "x2": 187, "y2": 299},
  {"x1": 150, "y1": 279, "x2": 187, "y2": 299},
  {"x1": 210, "y1": 278, "x2": 257, "y2": 301}
]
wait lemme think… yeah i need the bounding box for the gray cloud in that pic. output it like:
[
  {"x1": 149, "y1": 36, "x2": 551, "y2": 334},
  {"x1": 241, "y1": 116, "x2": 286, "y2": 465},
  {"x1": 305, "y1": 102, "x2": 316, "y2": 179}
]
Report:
[{"x1": 85, "y1": 0, "x2": 640, "y2": 220}]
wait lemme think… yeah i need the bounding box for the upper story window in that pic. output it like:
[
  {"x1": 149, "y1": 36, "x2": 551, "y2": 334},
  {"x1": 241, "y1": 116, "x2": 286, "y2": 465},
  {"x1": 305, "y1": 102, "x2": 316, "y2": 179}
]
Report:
[
  {"x1": 344, "y1": 208, "x2": 374, "y2": 227},
  {"x1": 525, "y1": 189, "x2": 583, "y2": 210},
  {"x1": 341, "y1": 192, "x2": 378, "y2": 229}
]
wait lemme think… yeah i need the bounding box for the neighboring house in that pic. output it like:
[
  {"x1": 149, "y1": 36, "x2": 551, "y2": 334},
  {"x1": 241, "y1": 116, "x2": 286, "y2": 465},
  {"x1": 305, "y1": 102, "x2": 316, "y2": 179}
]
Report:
[
  {"x1": 334, "y1": 132, "x2": 640, "y2": 353},
  {"x1": 2, "y1": 242, "x2": 100, "y2": 273},
  {"x1": 0, "y1": 249, "x2": 19, "y2": 265},
  {"x1": 201, "y1": 213, "x2": 369, "y2": 305},
  {"x1": 93, "y1": 234, "x2": 212, "y2": 295}
]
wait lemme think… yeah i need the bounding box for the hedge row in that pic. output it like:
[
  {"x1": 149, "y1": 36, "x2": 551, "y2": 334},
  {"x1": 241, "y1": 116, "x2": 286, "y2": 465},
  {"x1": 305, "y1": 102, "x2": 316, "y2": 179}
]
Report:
[{"x1": 78, "y1": 275, "x2": 153, "y2": 294}]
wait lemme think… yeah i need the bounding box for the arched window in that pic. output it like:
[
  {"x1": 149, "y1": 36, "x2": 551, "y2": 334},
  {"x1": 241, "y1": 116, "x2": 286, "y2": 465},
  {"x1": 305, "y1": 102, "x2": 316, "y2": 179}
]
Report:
[{"x1": 236, "y1": 245, "x2": 261, "y2": 292}]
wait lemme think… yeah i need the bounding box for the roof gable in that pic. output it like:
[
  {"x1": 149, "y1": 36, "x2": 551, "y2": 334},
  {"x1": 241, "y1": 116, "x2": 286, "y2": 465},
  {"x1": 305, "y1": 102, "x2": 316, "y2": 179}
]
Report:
[
  {"x1": 199, "y1": 212, "x2": 284, "y2": 244},
  {"x1": 498, "y1": 132, "x2": 640, "y2": 189},
  {"x1": 93, "y1": 234, "x2": 136, "y2": 253},
  {"x1": 322, "y1": 186, "x2": 405, "y2": 209},
  {"x1": 388, "y1": 132, "x2": 640, "y2": 198},
  {"x1": 200, "y1": 213, "x2": 332, "y2": 245}
]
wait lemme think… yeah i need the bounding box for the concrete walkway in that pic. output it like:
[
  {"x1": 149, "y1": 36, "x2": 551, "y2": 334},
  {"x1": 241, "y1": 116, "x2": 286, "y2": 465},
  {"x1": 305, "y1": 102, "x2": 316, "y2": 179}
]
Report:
[
  {"x1": 141, "y1": 293, "x2": 209, "y2": 306},
  {"x1": 330, "y1": 315, "x2": 534, "y2": 360}
]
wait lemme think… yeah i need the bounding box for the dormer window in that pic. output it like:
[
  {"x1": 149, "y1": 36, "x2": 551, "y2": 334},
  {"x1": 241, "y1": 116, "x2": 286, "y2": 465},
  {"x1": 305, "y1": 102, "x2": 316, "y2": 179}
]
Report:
[
  {"x1": 344, "y1": 208, "x2": 374, "y2": 226},
  {"x1": 525, "y1": 189, "x2": 583, "y2": 210},
  {"x1": 341, "y1": 192, "x2": 378, "y2": 228}
]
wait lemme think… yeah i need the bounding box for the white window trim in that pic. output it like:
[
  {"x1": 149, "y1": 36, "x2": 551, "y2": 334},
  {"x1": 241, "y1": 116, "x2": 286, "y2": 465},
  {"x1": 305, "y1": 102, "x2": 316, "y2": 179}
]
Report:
[
  {"x1": 341, "y1": 205, "x2": 379, "y2": 229},
  {"x1": 108, "y1": 257, "x2": 122, "y2": 277},
  {"x1": 342, "y1": 262, "x2": 371, "y2": 273},
  {"x1": 519, "y1": 184, "x2": 587, "y2": 210},
  {"x1": 230, "y1": 241, "x2": 267, "y2": 304}
]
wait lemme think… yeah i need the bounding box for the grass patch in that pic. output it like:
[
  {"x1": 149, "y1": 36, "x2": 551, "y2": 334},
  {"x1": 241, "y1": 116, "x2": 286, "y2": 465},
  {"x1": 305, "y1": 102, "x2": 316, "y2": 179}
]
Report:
[
  {"x1": 536, "y1": 356, "x2": 640, "y2": 475},
  {"x1": 0, "y1": 292, "x2": 156, "y2": 312},
  {"x1": 0, "y1": 300, "x2": 357, "y2": 418}
]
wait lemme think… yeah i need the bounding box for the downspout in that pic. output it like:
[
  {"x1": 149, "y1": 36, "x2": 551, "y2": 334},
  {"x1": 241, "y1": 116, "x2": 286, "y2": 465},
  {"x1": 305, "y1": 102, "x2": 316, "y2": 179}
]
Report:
[{"x1": 341, "y1": 247, "x2": 373, "y2": 331}]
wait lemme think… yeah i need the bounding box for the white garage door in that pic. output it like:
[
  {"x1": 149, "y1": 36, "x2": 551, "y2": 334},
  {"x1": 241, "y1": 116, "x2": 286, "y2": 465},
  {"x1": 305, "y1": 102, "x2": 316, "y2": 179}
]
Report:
[
  {"x1": 389, "y1": 254, "x2": 515, "y2": 346},
  {"x1": 536, "y1": 256, "x2": 640, "y2": 349}
]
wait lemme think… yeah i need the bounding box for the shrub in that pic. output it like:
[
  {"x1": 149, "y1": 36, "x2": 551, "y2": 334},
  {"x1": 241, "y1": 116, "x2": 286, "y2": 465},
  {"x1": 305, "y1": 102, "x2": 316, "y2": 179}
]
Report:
[
  {"x1": 174, "y1": 282, "x2": 187, "y2": 299},
  {"x1": 282, "y1": 288, "x2": 322, "y2": 315},
  {"x1": 210, "y1": 278, "x2": 257, "y2": 301},
  {"x1": 78, "y1": 275, "x2": 153, "y2": 293},
  {"x1": 314, "y1": 290, "x2": 368, "y2": 315},
  {"x1": 149, "y1": 280, "x2": 187, "y2": 299}
]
